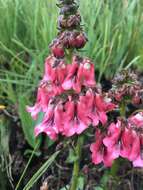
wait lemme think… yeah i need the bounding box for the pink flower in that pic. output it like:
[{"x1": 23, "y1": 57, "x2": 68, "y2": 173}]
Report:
[
  {"x1": 26, "y1": 86, "x2": 50, "y2": 120},
  {"x1": 103, "y1": 121, "x2": 121, "y2": 148},
  {"x1": 62, "y1": 57, "x2": 80, "y2": 92},
  {"x1": 127, "y1": 131, "x2": 140, "y2": 161},
  {"x1": 102, "y1": 115, "x2": 143, "y2": 167},
  {"x1": 44, "y1": 56, "x2": 67, "y2": 82},
  {"x1": 129, "y1": 112, "x2": 143, "y2": 128},
  {"x1": 34, "y1": 104, "x2": 57, "y2": 140},
  {"x1": 133, "y1": 155, "x2": 143, "y2": 167},
  {"x1": 43, "y1": 56, "x2": 56, "y2": 81},
  {"x1": 103, "y1": 121, "x2": 121, "y2": 162},
  {"x1": 120, "y1": 128, "x2": 134, "y2": 159},
  {"x1": 88, "y1": 93, "x2": 116, "y2": 126},
  {"x1": 43, "y1": 56, "x2": 67, "y2": 95},
  {"x1": 61, "y1": 100, "x2": 76, "y2": 136},
  {"x1": 90, "y1": 130, "x2": 119, "y2": 167},
  {"x1": 103, "y1": 146, "x2": 120, "y2": 167},
  {"x1": 77, "y1": 58, "x2": 96, "y2": 87},
  {"x1": 133, "y1": 136, "x2": 143, "y2": 167},
  {"x1": 78, "y1": 89, "x2": 116, "y2": 127},
  {"x1": 62, "y1": 97, "x2": 91, "y2": 137},
  {"x1": 62, "y1": 56, "x2": 96, "y2": 93},
  {"x1": 34, "y1": 101, "x2": 64, "y2": 140},
  {"x1": 90, "y1": 130, "x2": 104, "y2": 165}
]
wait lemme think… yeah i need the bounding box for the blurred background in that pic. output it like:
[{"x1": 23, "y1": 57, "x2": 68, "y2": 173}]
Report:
[{"x1": 0, "y1": 0, "x2": 143, "y2": 189}]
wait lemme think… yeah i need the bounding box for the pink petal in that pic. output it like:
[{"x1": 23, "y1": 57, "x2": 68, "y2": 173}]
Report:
[
  {"x1": 103, "y1": 122, "x2": 121, "y2": 148},
  {"x1": 128, "y1": 132, "x2": 140, "y2": 161},
  {"x1": 98, "y1": 111, "x2": 107, "y2": 125},
  {"x1": 26, "y1": 104, "x2": 41, "y2": 120},
  {"x1": 133, "y1": 156, "x2": 143, "y2": 167},
  {"x1": 62, "y1": 79, "x2": 73, "y2": 90},
  {"x1": 120, "y1": 128, "x2": 133, "y2": 159},
  {"x1": 90, "y1": 143, "x2": 103, "y2": 165},
  {"x1": 76, "y1": 120, "x2": 88, "y2": 134}
]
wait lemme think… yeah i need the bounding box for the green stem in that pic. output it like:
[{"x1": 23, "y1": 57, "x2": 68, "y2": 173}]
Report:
[
  {"x1": 66, "y1": 49, "x2": 74, "y2": 64},
  {"x1": 119, "y1": 101, "x2": 126, "y2": 117},
  {"x1": 70, "y1": 135, "x2": 84, "y2": 190}
]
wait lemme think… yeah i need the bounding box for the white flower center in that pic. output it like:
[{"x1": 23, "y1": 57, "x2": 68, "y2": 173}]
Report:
[{"x1": 83, "y1": 62, "x2": 91, "y2": 70}]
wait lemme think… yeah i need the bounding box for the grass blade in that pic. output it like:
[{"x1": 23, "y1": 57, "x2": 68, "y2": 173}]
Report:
[{"x1": 23, "y1": 151, "x2": 60, "y2": 190}]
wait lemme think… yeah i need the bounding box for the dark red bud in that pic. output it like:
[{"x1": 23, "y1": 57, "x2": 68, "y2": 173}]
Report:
[
  {"x1": 51, "y1": 44, "x2": 65, "y2": 58},
  {"x1": 69, "y1": 34, "x2": 77, "y2": 47},
  {"x1": 75, "y1": 33, "x2": 87, "y2": 48}
]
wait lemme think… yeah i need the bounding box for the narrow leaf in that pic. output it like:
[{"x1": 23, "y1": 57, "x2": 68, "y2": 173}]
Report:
[{"x1": 23, "y1": 151, "x2": 60, "y2": 190}]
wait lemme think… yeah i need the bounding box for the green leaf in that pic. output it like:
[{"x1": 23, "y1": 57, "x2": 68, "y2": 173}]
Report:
[
  {"x1": 18, "y1": 96, "x2": 35, "y2": 147},
  {"x1": 23, "y1": 151, "x2": 60, "y2": 190},
  {"x1": 18, "y1": 96, "x2": 43, "y2": 148}
]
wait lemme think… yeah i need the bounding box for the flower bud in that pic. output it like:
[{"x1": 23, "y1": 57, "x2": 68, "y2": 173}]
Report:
[
  {"x1": 51, "y1": 43, "x2": 65, "y2": 58},
  {"x1": 75, "y1": 33, "x2": 87, "y2": 49},
  {"x1": 69, "y1": 32, "x2": 78, "y2": 47}
]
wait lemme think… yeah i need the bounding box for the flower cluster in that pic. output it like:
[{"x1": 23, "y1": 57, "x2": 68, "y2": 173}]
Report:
[
  {"x1": 90, "y1": 112, "x2": 143, "y2": 167},
  {"x1": 27, "y1": 54, "x2": 115, "y2": 140}
]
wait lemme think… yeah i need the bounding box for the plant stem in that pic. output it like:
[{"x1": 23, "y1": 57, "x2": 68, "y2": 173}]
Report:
[
  {"x1": 70, "y1": 135, "x2": 84, "y2": 190},
  {"x1": 120, "y1": 101, "x2": 126, "y2": 117}
]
